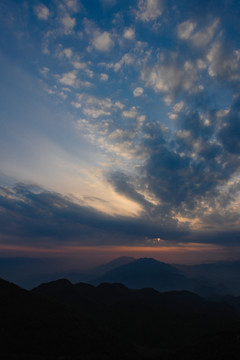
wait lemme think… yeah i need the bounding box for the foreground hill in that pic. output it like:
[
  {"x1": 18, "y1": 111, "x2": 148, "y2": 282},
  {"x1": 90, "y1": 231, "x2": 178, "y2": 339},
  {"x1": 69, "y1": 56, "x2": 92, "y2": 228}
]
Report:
[
  {"x1": 32, "y1": 278, "x2": 240, "y2": 359},
  {"x1": 0, "y1": 278, "x2": 133, "y2": 360},
  {"x1": 32, "y1": 278, "x2": 235, "y2": 316},
  {"x1": 2, "y1": 276, "x2": 240, "y2": 359}
]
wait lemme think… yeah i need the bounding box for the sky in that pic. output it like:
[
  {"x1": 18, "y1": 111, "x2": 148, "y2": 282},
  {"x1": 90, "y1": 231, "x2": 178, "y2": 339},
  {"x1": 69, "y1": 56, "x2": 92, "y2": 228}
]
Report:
[{"x1": 1, "y1": 0, "x2": 240, "y2": 270}]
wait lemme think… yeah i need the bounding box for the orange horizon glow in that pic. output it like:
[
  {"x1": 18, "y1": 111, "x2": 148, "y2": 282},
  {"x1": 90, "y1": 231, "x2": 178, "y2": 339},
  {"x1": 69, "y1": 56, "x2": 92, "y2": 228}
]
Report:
[{"x1": 1, "y1": 243, "x2": 240, "y2": 267}]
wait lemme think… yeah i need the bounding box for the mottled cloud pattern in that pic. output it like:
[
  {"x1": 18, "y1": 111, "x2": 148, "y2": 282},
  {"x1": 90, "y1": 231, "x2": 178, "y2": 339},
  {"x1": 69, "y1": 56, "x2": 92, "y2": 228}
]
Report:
[{"x1": 0, "y1": 0, "x2": 240, "y2": 256}]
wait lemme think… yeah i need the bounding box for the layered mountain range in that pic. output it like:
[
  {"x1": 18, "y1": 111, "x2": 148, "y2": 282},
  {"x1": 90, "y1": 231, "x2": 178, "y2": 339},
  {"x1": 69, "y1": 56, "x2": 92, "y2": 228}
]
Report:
[
  {"x1": 2, "y1": 256, "x2": 240, "y2": 297},
  {"x1": 1, "y1": 275, "x2": 240, "y2": 360}
]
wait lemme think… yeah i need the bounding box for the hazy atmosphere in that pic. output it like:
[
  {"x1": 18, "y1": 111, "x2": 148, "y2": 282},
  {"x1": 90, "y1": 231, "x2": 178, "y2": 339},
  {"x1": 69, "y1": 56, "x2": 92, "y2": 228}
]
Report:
[{"x1": 1, "y1": 0, "x2": 240, "y2": 273}]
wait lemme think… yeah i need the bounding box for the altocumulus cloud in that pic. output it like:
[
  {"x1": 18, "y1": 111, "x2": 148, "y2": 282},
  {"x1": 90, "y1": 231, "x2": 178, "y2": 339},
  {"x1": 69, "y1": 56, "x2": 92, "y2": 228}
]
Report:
[{"x1": 1, "y1": 0, "x2": 240, "y2": 254}]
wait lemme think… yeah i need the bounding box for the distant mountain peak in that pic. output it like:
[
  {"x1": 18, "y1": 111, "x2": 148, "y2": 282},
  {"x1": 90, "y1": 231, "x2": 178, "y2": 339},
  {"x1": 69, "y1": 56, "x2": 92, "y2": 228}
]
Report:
[
  {"x1": 117, "y1": 257, "x2": 180, "y2": 274},
  {"x1": 92, "y1": 257, "x2": 193, "y2": 292},
  {"x1": 90, "y1": 256, "x2": 136, "y2": 276},
  {"x1": 110, "y1": 256, "x2": 136, "y2": 262},
  {"x1": 134, "y1": 257, "x2": 167, "y2": 264},
  {"x1": 97, "y1": 256, "x2": 136, "y2": 267}
]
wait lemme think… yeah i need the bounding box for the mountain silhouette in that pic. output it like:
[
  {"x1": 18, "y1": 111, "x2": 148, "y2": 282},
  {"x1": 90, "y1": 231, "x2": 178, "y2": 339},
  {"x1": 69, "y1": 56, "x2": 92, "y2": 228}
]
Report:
[
  {"x1": 0, "y1": 277, "x2": 133, "y2": 360},
  {"x1": 2, "y1": 276, "x2": 240, "y2": 359},
  {"x1": 32, "y1": 278, "x2": 236, "y2": 316},
  {"x1": 90, "y1": 256, "x2": 136, "y2": 276},
  {"x1": 32, "y1": 278, "x2": 240, "y2": 358},
  {"x1": 3, "y1": 256, "x2": 240, "y2": 297},
  {"x1": 92, "y1": 257, "x2": 196, "y2": 292}
]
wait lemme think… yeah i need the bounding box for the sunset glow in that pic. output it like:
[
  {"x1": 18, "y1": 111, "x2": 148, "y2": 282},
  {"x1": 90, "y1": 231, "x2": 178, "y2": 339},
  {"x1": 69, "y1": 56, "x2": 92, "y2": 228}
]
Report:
[{"x1": 1, "y1": 0, "x2": 240, "y2": 268}]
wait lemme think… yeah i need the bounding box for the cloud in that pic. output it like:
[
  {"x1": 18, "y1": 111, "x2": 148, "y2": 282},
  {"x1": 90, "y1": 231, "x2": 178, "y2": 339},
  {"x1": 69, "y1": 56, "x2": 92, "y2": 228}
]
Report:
[
  {"x1": 123, "y1": 28, "x2": 135, "y2": 40},
  {"x1": 150, "y1": 110, "x2": 239, "y2": 216},
  {"x1": 77, "y1": 94, "x2": 113, "y2": 110},
  {"x1": 86, "y1": 69, "x2": 94, "y2": 78},
  {"x1": 71, "y1": 102, "x2": 82, "y2": 108},
  {"x1": 168, "y1": 101, "x2": 185, "y2": 119},
  {"x1": 57, "y1": 73, "x2": 91, "y2": 88},
  {"x1": 137, "y1": 115, "x2": 146, "y2": 124},
  {"x1": 100, "y1": 73, "x2": 109, "y2": 81},
  {"x1": 0, "y1": 183, "x2": 186, "y2": 246},
  {"x1": 207, "y1": 41, "x2": 240, "y2": 83},
  {"x1": 133, "y1": 87, "x2": 144, "y2": 96},
  {"x1": 107, "y1": 171, "x2": 153, "y2": 212},
  {"x1": 60, "y1": 14, "x2": 76, "y2": 34},
  {"x1": 72, "y1": 61, "x2": 94, "y2": 78},
  {"x1": 63, "y1": 48, "x2": 73, "y2": 58},
  {"x1": 73, "y1": 93, "x2": 115, "y2": 120},
  {"x1": 73, "y1": 61, "x2": 87, "y2": 70},
  {"x1": 34, "y1": 4, "x2": 50, "y2": 21},
  {"x1": 39, "y1": 67, "x2": 50, "y2": 77},
  {"x1": 83, "y1": 108, "x2": 111, "y2": 119},
  {"x1": 173, "y1": 101, "x2": 184, "y2": 113},
  {"x1": 115, "y1": 101, "x2": 125, "y2": 109},
  {"x1": 177, "y1": 20, "x2": 196, "y2": 40},
  {"x1": 191, "y1": 19, "x2": 219, "y2": 47},
  {"x1": 103, "y1": 93, "x2": 240, "y2": 238},
  {"x1": 58, "y1": 71, "x2": 77, "y2": 87},
  {"x1": 178, "y1": 19, "x2": 219, "y2": 47},
  {"x1": 218, "y1": 97, "x2": 240, "y2": 154},
  {"x1": 112, "y1": 53, "x2": 134, "y2": 71},
  {"x1": 72, "y1": 94, "x2": 143, "y2": 164},
  {"x1": 141, "y1": 58, "x2": 198, "y2": 96},
  {"x1": 122, "y1": 108, "x2": 138, "y2": 119},
  {"x1": 63, "y1": 0, "x2": 79, "y2": 13},
  {"x1": 136, "y1": 0, "x2": 163, "y2": 22},
  {"x1": 92, "y1": 31, "x2": 114, "y2": 51},
  {"x1": 3, "y1": 0, "x2": 240, "y2": 254}
]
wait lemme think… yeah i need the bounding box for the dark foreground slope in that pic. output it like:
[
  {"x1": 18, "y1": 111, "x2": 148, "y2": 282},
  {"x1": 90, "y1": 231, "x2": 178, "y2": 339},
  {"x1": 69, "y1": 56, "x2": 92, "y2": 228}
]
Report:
[
  {"x1": 2, "y1": 276, "x2": 240, "y2": 359},
  {"x1": 0, "y1": 278, "x2": 134, "y2": 360},
  {"x1": 33, "y1": 279, "x2": 240, "y2": 359}
]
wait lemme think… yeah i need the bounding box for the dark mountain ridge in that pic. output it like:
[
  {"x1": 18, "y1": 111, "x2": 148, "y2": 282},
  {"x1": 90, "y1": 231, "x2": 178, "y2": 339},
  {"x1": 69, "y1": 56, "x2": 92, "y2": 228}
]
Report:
[
  {"x1": 0, "y1": 278, "x2": 132, "y2": 360},
  {"x1": 2, "y1": 276, "x2": 240, "y2": 359},
  {"x1": 32, "y1": 278, "x2": 240, "y2": 358},
  {"x1": 2, "y1": 256, "x2": 240, "y2": 297},
  {"x1": 32, "y1": 278, "x2": 236, "y2": 317}
]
